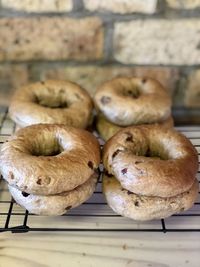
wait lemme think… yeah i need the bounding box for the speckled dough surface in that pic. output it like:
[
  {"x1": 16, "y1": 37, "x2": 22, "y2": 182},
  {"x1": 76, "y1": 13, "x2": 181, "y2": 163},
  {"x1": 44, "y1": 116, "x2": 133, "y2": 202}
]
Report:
[
  {"x1": 103, "y1": 174, "x2": 199, "y2": 221},
  {"x1": 0, "y1": 124, "x2": 101, "y2": 195},
  {"x1": 96, "y1": 113, "x2": 174, "y2": 141},
  {"x1": 103, "y1": 125, "x2": 198, "y2": 197},
  {"x1": 9, "y1": 174, "x2": 98, "y2": 216},
  {"x1": 94, "y1": 77, "x2": 172, "y2": 126},
  {"x1": 9, "y1": 80, "x2": 93, "y2": 128}
]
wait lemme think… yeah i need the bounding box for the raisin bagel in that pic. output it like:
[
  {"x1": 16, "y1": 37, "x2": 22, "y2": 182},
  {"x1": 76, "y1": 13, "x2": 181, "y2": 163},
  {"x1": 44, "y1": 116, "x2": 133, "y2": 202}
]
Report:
[
  {"x1": 9, "y1": 80, "x2": 93, "y2": 128},
  {"x1": 103, "y1": 125, "x2": 198, "y2": 198},
  {"x1": 94, "y1": 77, "x2": 172, "y2": 127},
  {"x1": 103, "y1": 174, "x2": 199, "y2": 221},
  {"x1": 0, "y1": 124, "x2": 100, "y2": 195}
]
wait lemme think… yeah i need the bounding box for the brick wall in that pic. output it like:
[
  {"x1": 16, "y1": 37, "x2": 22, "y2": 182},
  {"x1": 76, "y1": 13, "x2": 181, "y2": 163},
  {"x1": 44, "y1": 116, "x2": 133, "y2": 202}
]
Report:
[{"x1": 0, "y1": 0, "x2": 200, "y2": 124}]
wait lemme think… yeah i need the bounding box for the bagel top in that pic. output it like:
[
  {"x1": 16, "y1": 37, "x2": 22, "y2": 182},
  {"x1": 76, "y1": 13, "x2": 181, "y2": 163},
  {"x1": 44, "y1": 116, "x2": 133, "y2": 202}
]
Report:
[
  {"x1": 103, "y1": 125, "x2": 198, "y2": 197},
  {"x1": 94, "y1": 77, "x2": 172, "y2": 126},
  {"x1": 9, "y1": 80, "x2": 93, "y2": 128},
  {"x1": 0, "y1": 124, "x2": 100, "y2": 195}
]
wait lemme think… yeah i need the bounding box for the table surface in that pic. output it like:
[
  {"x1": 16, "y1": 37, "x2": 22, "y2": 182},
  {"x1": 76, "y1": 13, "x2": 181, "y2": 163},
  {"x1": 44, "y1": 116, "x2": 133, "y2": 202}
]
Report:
[
  {"x1": 0, "y1": 108, "x2": 200, "y2": 267},
  {"x1": 0, "y1": 231, "x2": 200, "y2": 267}
]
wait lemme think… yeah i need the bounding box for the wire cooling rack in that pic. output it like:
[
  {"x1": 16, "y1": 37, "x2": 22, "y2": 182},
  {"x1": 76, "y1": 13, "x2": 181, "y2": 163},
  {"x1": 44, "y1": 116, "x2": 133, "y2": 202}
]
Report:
[{"x1": 0, "y1": 106, "x2": 200, "y2": 233}]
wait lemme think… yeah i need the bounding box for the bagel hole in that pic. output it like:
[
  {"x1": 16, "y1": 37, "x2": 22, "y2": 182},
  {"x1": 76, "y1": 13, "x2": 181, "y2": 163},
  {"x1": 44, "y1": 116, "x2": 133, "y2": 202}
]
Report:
[
  {"x1": 31, "y1": 146, "x2": 63, "y2": 157},
  {"x1": 122, "y1": 87, "x2": 140, "y2": 99},
  {"x1": 34, "y1": 95, "x2": 68, "y2": 109},
  {"x1": 30, "y1": 136, "x2": 64, "y2": 157},
  {"x1": 144, "y1": 146, "x2": 168, "y2": 160}
]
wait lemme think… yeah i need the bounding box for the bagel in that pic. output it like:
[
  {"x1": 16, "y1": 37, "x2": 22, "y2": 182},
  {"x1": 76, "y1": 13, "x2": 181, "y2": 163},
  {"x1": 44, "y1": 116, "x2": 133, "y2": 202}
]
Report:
[
  {"x1": 0, "y1": 124, "x2": 100, "y2": 195},
  {"x1": 103, "y1": 125, "x2": 198, "y2": 197},
  {"x1": 103, "y1": 174, "x2": 199, "y2": 221},
  {"x1": 9, "y1": 80, "x2": 93, "y2": 128},
  {"x1": 8, "y1": 174, "x2": 97, "y2": 216},
  {"x1": 96, "y1": 113, "x2": 174, "y2": 141},
  {"x1": 94, "y1": 77, "x2": 172, "y2": 126}
]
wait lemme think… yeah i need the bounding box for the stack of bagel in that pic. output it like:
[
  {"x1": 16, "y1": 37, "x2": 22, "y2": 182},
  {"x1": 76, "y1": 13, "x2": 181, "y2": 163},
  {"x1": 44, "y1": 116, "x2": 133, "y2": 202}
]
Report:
[
  {"x1": 0, "y1": 77, "x2": 199, "y2": 220},
  {"x1": 102, "y1": 125, "x2": 199, "y2": 220},
  {"x1": 94, "y1": 77, "x2": 174, "y2": 140},
  {"x1": 0, "y1": 80, "x2": 101, "y2": 215},
  {"x1": 0, "y1": 124, "x2": 100, "y2": 216},
  {"x1": 96, "y1": 77, "x2": 198, "y2": 220}
]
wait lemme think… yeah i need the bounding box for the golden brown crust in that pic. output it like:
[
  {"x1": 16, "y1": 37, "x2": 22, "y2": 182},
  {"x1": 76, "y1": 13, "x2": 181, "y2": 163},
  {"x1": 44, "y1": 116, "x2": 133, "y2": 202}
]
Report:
[
  {"x1": 9, "y1": 80, "x2": 93, "y2": 128},
  {"x1": 9, "y1": 174, "x2": 98, "y2": 216},
  {"x1": 94, "y1": 77, "x2": 172, "y2": 126},
  {"x1": 103, "y1": 125, "x2": 198, "y2": 197},
  {"x1": 96, "y1": 113, "x2": 174, "y2": 141},
  {"x1": 103, "y1": 174, "x2": 199, "y2": 221},
  {"x1": 0, "y1": 124, "x2": 100, "y2": 195}
]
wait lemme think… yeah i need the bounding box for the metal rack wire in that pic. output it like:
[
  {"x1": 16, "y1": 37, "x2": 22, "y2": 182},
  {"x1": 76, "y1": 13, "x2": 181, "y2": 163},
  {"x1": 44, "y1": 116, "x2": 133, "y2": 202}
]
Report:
[{"x1": 0, "y1": 107, "x2": 200, "y2": 233}]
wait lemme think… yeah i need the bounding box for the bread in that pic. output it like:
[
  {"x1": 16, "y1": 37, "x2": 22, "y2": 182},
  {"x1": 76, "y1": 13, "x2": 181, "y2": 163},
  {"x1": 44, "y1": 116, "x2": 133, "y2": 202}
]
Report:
[
  {"x1": 94, "y1": 77, "x2": 172, "y2": 126},
  {"x1": 0, "y1": 124, "x2": 100, "y2": 195},
  {"x1": 103, "y1": 125, "x2": 198, "y2": 197},
  {"x1": 9, "y1": 80, "x2": 93, "y2": 129},
  {"x1": 96, "y1": 112, "x2": 174, "y2": 141},
  {"x1": 9, "y1": 174, "x2": 98, "y2": 216},
  {"x1": 103, "y1": 174, "x2": 199, "y2": 221}
]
